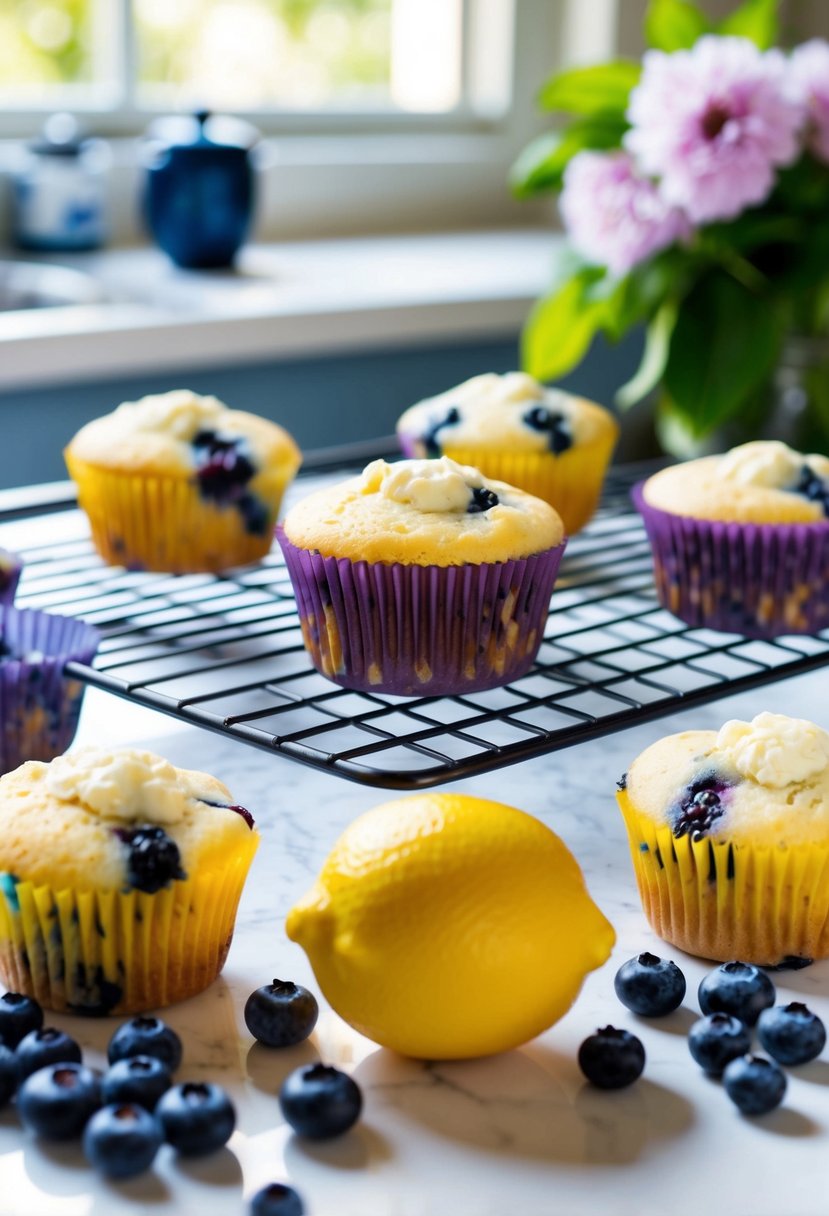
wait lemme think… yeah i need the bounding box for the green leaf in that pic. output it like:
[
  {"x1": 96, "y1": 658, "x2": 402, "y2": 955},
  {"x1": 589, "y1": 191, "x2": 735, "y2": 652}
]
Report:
[
  {"x1": 645, "y1": 0, "x2": 709, "y2": 51},
  {"x1": 717, "y1": 0, "x2": 778, "y2": 48},
  {"x1": 509, "y1": 118, "x2": 627, "y2": 198},
  {"x1": 616, "y1": 299, "x2": 679, "y2": 409},
  {"x1": 662, "y1": 271, "x2": 782, "y2": 436},
  {"x1": 538, "y1": 61, "x2": 640, "y2": 116},
  {"x1": 522, "y1": 270, "x2": 607, "y2": 382}
]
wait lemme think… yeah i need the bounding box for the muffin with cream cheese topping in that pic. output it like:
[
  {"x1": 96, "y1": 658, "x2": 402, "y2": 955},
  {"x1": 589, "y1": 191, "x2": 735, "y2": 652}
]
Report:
[
  {"x1": 0, "y1": 747, "x2": 258, "y2": 1014},
  {"x1": 636, "y1": 440, "x2": 829, "y2": 637},
  {"x1": 65, "y1": 388, "x2": 301, "y2": 573},
  {"x1": 618, "y1": 712, "x2": 829, "y2": 964},
  {"x1": 396, "y1": 372, "x2": 618, "y2": 534},
  {"x1": 278, "y1": 455, "x2": 566, "y2": 696}
]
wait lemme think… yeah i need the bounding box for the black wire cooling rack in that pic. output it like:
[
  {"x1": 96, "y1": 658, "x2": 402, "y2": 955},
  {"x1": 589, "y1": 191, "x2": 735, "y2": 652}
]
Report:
[{"x1": 5, "y1": 455, "x2": 829, "y2": 789}]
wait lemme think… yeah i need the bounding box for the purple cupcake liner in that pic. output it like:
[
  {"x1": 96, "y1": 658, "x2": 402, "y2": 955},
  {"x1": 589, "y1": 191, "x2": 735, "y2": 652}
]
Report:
[
  {"x1": 633, "y1": 482, "x2": 829, "y2": 638},
  {"x1": 0, "y1": 549, "x2": 22, "y2": 607},
  {"x1": 0, "y1": 607, "x2": 101, "y2": 774},
  {"x1": 277, "y1": 528, "x2": 566, "y2": 696}
]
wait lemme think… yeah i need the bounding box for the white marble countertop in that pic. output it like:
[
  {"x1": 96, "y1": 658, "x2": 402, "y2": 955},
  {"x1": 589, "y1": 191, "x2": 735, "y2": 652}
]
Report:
[
  {"x1": 1, "y1": 659, "x2": 828, "y2": 1215},
  {"x1": 0, "y1": 230, "x2": 558, "y2": 391}
]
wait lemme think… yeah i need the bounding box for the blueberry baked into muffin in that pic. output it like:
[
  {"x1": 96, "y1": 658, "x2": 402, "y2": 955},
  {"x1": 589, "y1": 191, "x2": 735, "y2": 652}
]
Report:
[
  {"x1": 278, "y1": 455, "x2": 565, "y2": 696},
  {"x1": 0, "y1": 747, "x2": 258, "y2": 1013},
  {"x1": 396, "y1": 372, "x2": 618, "y2": 534},
  {"x1": 617, "y1": 712, "x2": 829, "y2": 964},
  {"x1": 65, "y1": 389, "x2": 301, "y2": 573},
  {"x1": 636, "y1": 440, "x2": 829, "y2": 637}
]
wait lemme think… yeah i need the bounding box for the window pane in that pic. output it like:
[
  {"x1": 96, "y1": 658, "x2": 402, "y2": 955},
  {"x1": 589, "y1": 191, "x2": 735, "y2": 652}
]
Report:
[
  {"x1": 0, "y1": 0, "x2": 115, "y2": 97},
  {"x1": 135, "y1": 0, "x2": 463, "y2": 113}
]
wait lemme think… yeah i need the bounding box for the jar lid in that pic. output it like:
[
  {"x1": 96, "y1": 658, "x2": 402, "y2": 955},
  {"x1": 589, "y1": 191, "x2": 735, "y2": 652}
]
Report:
[
  {"x1": 29, "y1": 113, "x2": 89, "y2": 158},
  {"x1": 144, "y1": 110, "x2": 258, "y2": 153}
]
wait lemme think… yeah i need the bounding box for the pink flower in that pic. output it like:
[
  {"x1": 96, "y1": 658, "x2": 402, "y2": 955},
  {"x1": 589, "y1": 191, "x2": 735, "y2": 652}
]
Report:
[
  {"x1": 559, "y1": 150, "x2": 689, "y2": 276},
  {"x1": 789, "y1": 40, "x2": 829, "y2": 163},
  {"x1": 625, "y1": 36, "x2": 803, "y2": 224}
]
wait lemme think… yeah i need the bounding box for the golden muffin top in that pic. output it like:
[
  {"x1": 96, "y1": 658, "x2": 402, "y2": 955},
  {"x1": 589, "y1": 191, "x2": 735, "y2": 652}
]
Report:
[
  {"x1": 65, "y1": 389, "x2": 301, "y2": 480},
  {"x1": 282, "y1": 456, "x2": 565, "y2": 566},
  {"x1": 396, "y1": 372, "x2": 617, "y2": 456},
  {"x1": 642, "y1": 441, "x2": 829, "y2": 524},
  {"x1": 0, "y1": 747, "x2": 257, "y2": 892},
  {"x1": 622, "y1": 712, "x2": 829, "y2": 847}
]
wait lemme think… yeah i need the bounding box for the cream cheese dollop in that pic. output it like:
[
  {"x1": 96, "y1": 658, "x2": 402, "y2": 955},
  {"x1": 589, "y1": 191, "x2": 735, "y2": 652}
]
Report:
[
  {"x1": 718, "y1": 441, "x2": 829, "y2": 490},
  {"x1": 45, "y1": 747, "x2": 221, "y2": 824},
  {"x1": 111, "y1": 390, "x2": 225, "y2": 442},
  {"x1": 714, "y1": 712, "x2": 829, "y2": 788},
  {"x1": 361, "y1": 457, "x2": 486, "y2": 514}
]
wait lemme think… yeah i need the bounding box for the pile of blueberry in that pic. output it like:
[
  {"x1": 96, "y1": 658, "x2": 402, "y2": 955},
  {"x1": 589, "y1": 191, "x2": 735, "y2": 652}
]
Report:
[
  {"x1": 578, "y1": 953, "x2": 826, "y2": 1117},
  {"x1": 0, "y1": 976, "x2": 364, "y2": 1216}
]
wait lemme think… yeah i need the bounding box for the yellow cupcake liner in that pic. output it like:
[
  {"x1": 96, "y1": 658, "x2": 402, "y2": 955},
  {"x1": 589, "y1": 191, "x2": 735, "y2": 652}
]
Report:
[
  {"x1": 617, "y1": 791, "x2": 829, "y2": 964},
  {"x1": 438, "y1": 432, "x2": 617, "y2": 535},
  {"x1": 0, "y1": 832, "x2": 258, "y2": 1014},
  {"x1": 66, "y1": 454, "x2": 296, "y2": 573}
]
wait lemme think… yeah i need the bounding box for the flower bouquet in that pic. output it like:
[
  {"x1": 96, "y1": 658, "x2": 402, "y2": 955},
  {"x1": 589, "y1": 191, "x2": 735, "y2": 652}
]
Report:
[{"x1": 512, "y1": 0, "x2": 829, "y2": 453}]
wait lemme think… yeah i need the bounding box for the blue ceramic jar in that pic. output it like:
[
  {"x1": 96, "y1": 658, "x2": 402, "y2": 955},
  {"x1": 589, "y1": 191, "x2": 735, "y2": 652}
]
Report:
[{"x1": 144, "y1": 112, "x2": 256, "y2": 269}]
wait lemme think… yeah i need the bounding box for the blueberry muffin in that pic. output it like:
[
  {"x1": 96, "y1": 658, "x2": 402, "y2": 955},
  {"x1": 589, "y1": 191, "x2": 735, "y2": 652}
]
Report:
[
  {"x1": 396, "y1": 372, "x2": 618, "y2": 534},
  {"x1": 618, "y1": 712, "x2": 829, "y2": 964},
  {"x1": 65, "y1": 389, "x2": 301, "y2": 573},
  {"x1": 636, "y1": 440, "x2": 829, "y2": 636},
  {"x1": 0, "y1": 747, "x2": 258, "y2": 1014},
  {"x1": 278, "y1": 455, "x2": 566, "y2": 696}
]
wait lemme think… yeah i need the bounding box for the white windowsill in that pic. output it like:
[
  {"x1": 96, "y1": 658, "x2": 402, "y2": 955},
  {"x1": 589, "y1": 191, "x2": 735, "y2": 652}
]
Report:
[{"x1": 0, "y1": 228, "x2": 559, "y2": 392}]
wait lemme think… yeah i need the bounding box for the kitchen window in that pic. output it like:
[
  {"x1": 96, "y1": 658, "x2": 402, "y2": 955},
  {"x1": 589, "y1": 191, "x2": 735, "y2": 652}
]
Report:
[
  {"x1": 0, "y1": 0, "x2": 510, "y2": 129},
  {"x1": 0, "y1": 0, "x2": 609, "y2": 239}
]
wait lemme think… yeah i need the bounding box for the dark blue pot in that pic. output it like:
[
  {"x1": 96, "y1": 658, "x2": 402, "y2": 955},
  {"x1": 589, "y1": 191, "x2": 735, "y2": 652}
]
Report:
[{"x1": 144, "y1": 112, "x2": 255, "y2": 270}]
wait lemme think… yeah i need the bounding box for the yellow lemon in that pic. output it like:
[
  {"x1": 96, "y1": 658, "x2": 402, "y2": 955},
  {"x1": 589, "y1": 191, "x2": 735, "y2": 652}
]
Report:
[{"x1": 286, "y1": 793, "x2": 615, "y2": 1059}]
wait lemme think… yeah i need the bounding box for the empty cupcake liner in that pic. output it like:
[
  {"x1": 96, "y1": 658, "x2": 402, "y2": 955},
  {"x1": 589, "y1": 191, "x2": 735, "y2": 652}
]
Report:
[
  {"x1": 277, "y1": 530, "x2": 566, "y2": 696},
  {"x1": 0, "y1": 607, "x2": 100, "y2": 775},
  {"x1": 0, "y1": 831, "x2": 258, "y2": 1014},
  {"x1": 0, "y1": 549, "x2": 22, "y2": 607},
  {"x1": 66, "y1": 455, "x2": 295, "y2": 573},
  {"x1": 633, "y1": 483, "x2": 829, "y2": 638},
  {"x1": 617, "y1": 791, "x2": 829, "y2": 965}
]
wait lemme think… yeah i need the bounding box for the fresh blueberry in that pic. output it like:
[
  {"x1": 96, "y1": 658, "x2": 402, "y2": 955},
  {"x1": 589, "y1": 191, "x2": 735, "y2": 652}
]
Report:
[
  {"x1": 108, "y1": 1016, "x2": 183, "y2": 1072},
  {"x1": 467, "y1": 486, "x2": 500, "y2": 514},
  {"x1": 156, "y1": 1082, "x2": 236, "y2": 1155},
  {"x1": 0, "y1": 1044, "x2": 17, "y2": 1106},
  {"x1": 757, "y1": 1002, "x2": 826, "y2": 1066},
  {"x1": 577, "y1": 1026, "x2": 645, "y2": 1089},
  {"x1": 83, "y1": 1102, "x2": 164, "y2": 1178},
  {"x1": 698, "y1": 961, "x2": 775, "y2": 1026},
  {"x1": 723, "y1": 1054, "x2": 787, "y2": 1115},
  {"x1": 16, "y1": 1027, "x2": 82, "y2": 1080},
  {"x1": 279, "y1": 1063, "x2": 363, "y2": 1139},
  {"x1": 115, "y1": 826, "x2": 186, "y2": 894},
  {"x1": 614, "y1": 953, "x2": 686, "y2": 1017},
  {"x1": 245, "y1": 980, "x2": 319, "y2": 1049},
  {"x1": 688, "y1": 1012, "x2": 752, "y2": 1076},
  {"x1": 250, "y1": 1182, "x2": 306, "y2": 1216},
  {"x1": 672, "y1": 775, "x2": 729, "y2": 839},
  {"x1": 17, "y1": 1063, "x2": 101, "y2": 1140},
  {"x1": 522, "y1": 405, "x2": 573, "y2": 455},
  {"x1": 0, "y1": 992, "x2": 43, "y2": 1047},
  {"x1": 102, "y1": 1054, "x2": 172, "y2": 1110}
]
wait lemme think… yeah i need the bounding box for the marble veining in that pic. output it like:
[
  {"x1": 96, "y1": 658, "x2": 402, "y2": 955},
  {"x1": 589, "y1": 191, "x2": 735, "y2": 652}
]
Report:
[{"x1": 0, "y1": 665, "x2": 828, "y2": 1215}]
